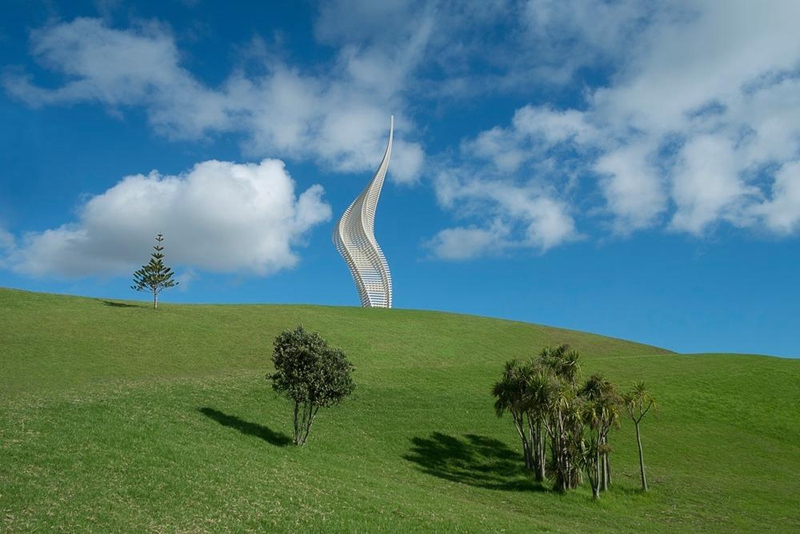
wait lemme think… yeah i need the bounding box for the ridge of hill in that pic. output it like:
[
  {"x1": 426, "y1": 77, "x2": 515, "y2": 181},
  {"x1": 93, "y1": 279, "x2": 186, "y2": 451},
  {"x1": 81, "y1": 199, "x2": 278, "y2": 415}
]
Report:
[{"x1": 0, "y1": 287, "x2": 671, "y2": 394}]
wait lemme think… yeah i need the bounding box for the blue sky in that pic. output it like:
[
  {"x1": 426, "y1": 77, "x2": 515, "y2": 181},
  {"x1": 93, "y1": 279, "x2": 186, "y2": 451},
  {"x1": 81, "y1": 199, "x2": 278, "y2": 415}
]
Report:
[{"x1": 1, "y1": 0, "x2": 799, "y2": 357}]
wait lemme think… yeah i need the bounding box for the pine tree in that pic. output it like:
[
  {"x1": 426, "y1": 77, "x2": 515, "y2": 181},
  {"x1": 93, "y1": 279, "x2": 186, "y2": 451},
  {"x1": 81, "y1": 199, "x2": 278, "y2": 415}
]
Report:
[{"x1": 131, "y1": 233, "x2": 178, "y2": 309}]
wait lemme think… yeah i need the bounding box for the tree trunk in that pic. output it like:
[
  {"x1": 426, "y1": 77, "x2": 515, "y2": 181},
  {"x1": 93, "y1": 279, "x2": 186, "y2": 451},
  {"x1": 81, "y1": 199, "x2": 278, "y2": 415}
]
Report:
[
  {"x1": 293, "y1": 402, "x2": 301, "y2": 445},
  {"x1": 153, "y1": 290, "x2": 158, "y2": 309},
  {"x1": 600, "y1": 433, "x2": 610, "y2": 491},
  {"x1": 635, "y1": 421, "x2": 648, "y2": 491},
  {"x1": 536, "y1": 422, "x2": 546, "y2": 482},
  {"x1": 527, "y1": 420, "x2": 537, "y2": 474},
  {"x1": 593, "y1": 443, "x2": 601, "y2": 499},
  {"x1": 512, "y1": 411, "x2": 531, "y2": 471},
  {"x1": 522, "y1": 439, "x2": 533, "y2": 471}
]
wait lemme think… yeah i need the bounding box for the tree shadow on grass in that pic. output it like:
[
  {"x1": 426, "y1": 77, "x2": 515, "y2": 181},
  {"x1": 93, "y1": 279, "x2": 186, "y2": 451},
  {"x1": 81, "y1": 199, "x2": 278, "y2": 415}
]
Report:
[
  {"x1": 198, "y1": 407, "x2": 292, "y2": 447},
  {"x1": 99, "y1": 300, "x2": 141, "y2": 308},
  {"x1": 404, "y1": 432, "x2": 545, "y2": 492}
]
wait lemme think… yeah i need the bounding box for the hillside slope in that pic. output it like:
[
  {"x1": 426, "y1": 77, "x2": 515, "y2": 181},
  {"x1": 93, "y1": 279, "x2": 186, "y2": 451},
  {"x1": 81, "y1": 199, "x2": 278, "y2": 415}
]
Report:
[
  {"x1": 0, "y1": 287, "x2": 671, "y2": 394},
  {"x1": 1, "y1": 288, "x2": 798, "y2": 532}
]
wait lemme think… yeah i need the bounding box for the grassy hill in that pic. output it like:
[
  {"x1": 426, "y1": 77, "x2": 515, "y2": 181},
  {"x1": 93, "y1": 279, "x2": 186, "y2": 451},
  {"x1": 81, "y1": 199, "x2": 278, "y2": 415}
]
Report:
[{"x1": 1, "y1": 287, "x2": 798, "y2": 532}]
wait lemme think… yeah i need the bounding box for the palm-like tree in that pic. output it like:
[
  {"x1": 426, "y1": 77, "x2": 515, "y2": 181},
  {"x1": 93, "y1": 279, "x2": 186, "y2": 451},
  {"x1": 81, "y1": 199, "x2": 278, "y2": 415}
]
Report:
[
  {"x1": 544, "y1": 378, "x2": 585, "y2": 492},
  {"x1": 540, "y1": 344, "x2": 581, "y2": 387},
  {"x1": 580, "y1": 373, "x2": 622, "y2": 499},
  {"x1": 525, "y1": 365, "x2": 554, "y2": 482},
  {"x1": 492, "y1": 360, "x2": 533, "y2": 471},
  {"x1": 623, "y1": 382, "x2": 656, "y2": 491}
]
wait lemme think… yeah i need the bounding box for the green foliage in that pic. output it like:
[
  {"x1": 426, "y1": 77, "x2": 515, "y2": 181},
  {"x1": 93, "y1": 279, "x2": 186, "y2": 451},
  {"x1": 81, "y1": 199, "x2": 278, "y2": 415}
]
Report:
[
  {"x1": 131, "y1": 233, "x2": 178, "y2": 309},
  {"x1": 268, "y1": 326, "x2": 355, "y2": 445},
  {"x1": 493, "y1": 346, "x2": 626, "y2": 498},
  {"x1": 580, "y1": 373, "x2": 623, "y2": 498},
  {"x1": 492, "y1": 360, "x2": 538, "y2": 473}
]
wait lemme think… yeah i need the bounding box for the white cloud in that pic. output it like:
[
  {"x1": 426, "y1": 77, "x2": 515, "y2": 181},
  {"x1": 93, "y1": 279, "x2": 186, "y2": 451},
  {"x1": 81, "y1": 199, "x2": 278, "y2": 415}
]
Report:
[
  {"x1": 595, "y1": 142, "x2": 666, "y2": 233},
  {"x1": 442, "y1": 0, "x2": 800, "y2": 255},
  {"x1": 431, "y1": 169, "x2": 579, "y2": 257},
  {"x1": 753, "y1": 161, "x2": 800, "y2": 234},
  {"x1": 512, "y1": 105, "x2": 599, "y2": 146},
  {"x1": 8, "y1": 159, "x2": 331, "y2": 278},
  {"x1": 522, "y1": 196, "x2": 579, "y2": 250},
  {"x1": 425, "y1": 225, "x2": 507, "y2": 261},
  {"x1": 593, "y1": 0, "x2": 800, "y2": 135},
  {"x1": 589, "y1": 0, "x2": 800, "y2": 237},
  {"x1": 669, "y1": 135, "x2": 758, "y2": 234},
  {"x1": 8, "y1": 3, "x2": 800, "y2": 264},
  {"x1": 4, "y1": 18, "x2": 425, "y2": 182},
  {"x1": 4, "y1": 18, "x2": 229, "y2": 139},
  {"x1": 427, "y1": 192, "x2": 577, "y2": 260},
  {"x1": 461, "y1": 105, "x2": 599, "y2": 175}
]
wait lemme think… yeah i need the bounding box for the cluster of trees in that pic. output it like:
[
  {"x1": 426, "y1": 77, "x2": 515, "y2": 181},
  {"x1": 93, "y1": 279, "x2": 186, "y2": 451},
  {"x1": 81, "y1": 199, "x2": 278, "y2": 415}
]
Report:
[{"x1": 492, "y1": 344, "x2": 655, "y2": 499}]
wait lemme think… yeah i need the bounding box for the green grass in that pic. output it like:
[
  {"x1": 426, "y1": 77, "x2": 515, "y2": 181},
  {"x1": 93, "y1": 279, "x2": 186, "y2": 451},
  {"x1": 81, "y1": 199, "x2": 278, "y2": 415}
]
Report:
[{"x1": 1, "y1": 287, "x2": 799, "y2": 532}]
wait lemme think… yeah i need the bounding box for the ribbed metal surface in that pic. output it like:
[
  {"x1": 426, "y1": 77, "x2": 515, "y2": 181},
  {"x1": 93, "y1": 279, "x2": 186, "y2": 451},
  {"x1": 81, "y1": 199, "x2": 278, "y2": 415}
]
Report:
[{"x1": 332, "y1": 117, "x2": 394, "y2": 308}]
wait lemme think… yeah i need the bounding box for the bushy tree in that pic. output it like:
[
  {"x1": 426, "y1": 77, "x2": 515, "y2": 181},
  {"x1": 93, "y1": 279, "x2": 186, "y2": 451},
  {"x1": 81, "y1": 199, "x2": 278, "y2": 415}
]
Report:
[
  {"x1": 131, "y1": 233, "x2": 178, "y2": 309},
  {"x1": 268, "y1": 326, "x2": 355, "y2": 446}
]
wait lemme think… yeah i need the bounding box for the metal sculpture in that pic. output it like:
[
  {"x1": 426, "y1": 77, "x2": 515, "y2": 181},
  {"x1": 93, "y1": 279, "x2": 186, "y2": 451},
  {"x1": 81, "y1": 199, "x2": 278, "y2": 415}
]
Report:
[{"x1": 333, "y1": 116, "x2": 394, "y2": 308}]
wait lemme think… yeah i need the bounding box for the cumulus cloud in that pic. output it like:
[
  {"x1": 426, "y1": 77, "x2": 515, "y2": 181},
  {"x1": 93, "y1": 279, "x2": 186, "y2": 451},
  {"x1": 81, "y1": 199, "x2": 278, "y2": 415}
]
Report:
[
  {"x1": 7, "y1": 2, "x2": 800, "y2": 264},
  {"x1": 752, "y1": 161, "x2": 800, "y2": 234},
  {"x1": 595, "y1": 142, "x2": 667, "y2": 233},
  {"x1": 668, "y1": 136, "x2": 757, "y2": 234},
  {"x1": 428, "y1": 169, "x2": 579, "y2": 260},
  {"x1": 425, "y1": 225, "x2": 507, "y2": 261},
  {"x1": 437, "y1": 0, "x2": 800, "y2": 256},
  {"x1": 4, "y1": 17, "x2": 425, "y2": 183},
  {"x1": 587, "y1": 0, "x2": 800, "y2": 236},
  {"x1": 4, "y1": 18, "x2": 229, "y2": 139},
  {"x1": 7, "y1": 159, "x2": 331, "y2": 278}
]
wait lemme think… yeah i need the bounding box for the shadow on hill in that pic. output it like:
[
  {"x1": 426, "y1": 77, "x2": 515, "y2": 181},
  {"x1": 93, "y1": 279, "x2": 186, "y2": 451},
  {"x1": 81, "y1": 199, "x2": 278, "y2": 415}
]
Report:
[
  {"x1": 198, "y1": 407, "x2": 292, "y2": 447},
  {"x1": 99, "y1": 300, "x2": 141, "y2": 308},
  {"x1": 403, "y1": 432, "x2": 544, "y2": 492}
]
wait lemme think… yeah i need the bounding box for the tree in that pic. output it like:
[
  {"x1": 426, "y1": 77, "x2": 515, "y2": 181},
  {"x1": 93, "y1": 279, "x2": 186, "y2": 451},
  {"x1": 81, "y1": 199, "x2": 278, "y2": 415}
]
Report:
[
  {"x1": 580, "y1": 373, "x2": 622, "y2": 499},
  {"x1": 493, "y1": 345, "x2": 649, "y2": 500},
  {"x1": 623, "y1": 382, "x2": 656, "y2": 492},
  {"x1": 492, "y1": 359, "x2": 550, "y2": 482},
  {"x1": 524, "y1": 364, "x2": 554, "y2": 482},
  {"x1": 131, "y1": 233, "x2": 178, "y2": 309},
  {"x1": 268, "y1": 326, "x2": 355, "y2": 446},
  {"x1": 538, "y1": 344, "x2": 584, "y2": 492},
  {"x1": 492, "y1": 360, "x2": 534, "y2": 473},
  {"x1": 540, "y1": 344, "x2": 581, "y2": 387}
]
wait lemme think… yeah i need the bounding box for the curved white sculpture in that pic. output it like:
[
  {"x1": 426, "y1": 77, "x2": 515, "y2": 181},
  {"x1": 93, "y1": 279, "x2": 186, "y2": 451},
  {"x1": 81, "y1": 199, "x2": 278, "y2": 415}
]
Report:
[{"x1": 333, "y1": 116, "x2": 394, "y2": 308}]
